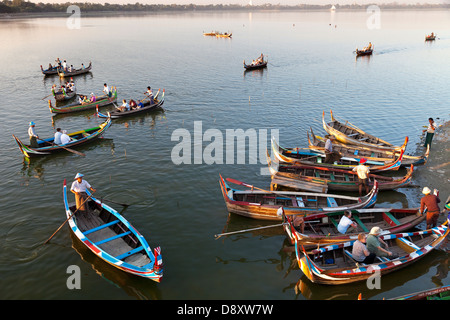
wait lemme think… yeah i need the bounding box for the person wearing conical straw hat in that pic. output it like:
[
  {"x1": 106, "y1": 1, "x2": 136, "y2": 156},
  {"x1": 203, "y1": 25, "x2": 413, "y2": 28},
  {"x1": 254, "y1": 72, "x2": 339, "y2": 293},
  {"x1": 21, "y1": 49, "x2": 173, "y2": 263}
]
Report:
[
  {"x1": 420, "y1": 187, "x2": 441, "y2": 229},
  {"x1": 71, "y1": 173, "x2": 96, "y2": 214}
]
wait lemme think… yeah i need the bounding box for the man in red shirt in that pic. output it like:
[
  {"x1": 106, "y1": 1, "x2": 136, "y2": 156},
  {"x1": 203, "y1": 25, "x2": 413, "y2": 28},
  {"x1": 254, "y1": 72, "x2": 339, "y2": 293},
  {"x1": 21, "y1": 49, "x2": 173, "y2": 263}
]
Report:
[{"x1": 420, "y1": 187, "x2": 441, "y2": 229}]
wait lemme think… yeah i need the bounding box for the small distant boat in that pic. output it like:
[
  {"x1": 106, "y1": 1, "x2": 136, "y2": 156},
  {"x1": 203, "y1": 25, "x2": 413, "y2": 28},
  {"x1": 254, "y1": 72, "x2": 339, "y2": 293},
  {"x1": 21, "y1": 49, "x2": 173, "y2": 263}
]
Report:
[
  {"x1": 356, "y1": 48, "x2": 373, "y2": 56},
  {"x1": 203, "y1": 31, "x2": 218, "y2": 36},
  {"x1": 425, "y1": 33, "x2": 436, "y2": 41},
  {"x1": 41, "y1": 62, "x2": 92, "y2": 76},
  {"x1": 219, "y1": 174, "x2": 378, "y2": 221},
  {"x1": 291, "y1": 216, "x2": 449, "y2": 285},
  {"x1": 58, "y1": 62, "x2": 92, "y2": 78},
  {"x1": 63, "y1": 180, "x2": 163, "y2": 282},
  {"x1": 244, "y1": 54, "x2": 268, "y2": 70},
  {"x1": 12, "y1": 117, "x2": 111, "y2": 158},
  {"x1": 97, "y1": 89, "x2": 165, "y2": 119},
  {"x1": 52, "y1": 86, "x2": 77, "y2": 102},
  {"x1": 216, "y1": 32, "x2": 232, "y2": 38},
  {"x1": 48, "y1": 87, "x2": 117, "y2": 114}
]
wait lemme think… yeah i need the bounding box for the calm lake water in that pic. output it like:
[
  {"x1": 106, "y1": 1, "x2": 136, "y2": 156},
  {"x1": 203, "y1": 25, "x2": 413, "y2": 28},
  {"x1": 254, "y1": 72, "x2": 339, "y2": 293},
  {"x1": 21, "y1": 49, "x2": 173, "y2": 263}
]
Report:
[{"x1": 0, "y1": 9, "x2": 449, "y2": 301}]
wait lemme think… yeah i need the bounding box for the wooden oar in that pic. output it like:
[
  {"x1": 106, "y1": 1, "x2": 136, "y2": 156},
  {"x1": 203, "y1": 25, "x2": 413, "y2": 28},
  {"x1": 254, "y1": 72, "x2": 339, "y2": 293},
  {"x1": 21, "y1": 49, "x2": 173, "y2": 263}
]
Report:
[
  {"x1": 38, "y1": 138, "x2": 86, "y2": 157},
  {"x1": 44, "y1": 191, "x2": 96, "y2": 245},
  {"x1": 41, "y1": 93, "x2": 53, "y2": 100},
  {"x1": 99, "y1": 197, "x2": 129, "y2": 207},
  {"x1": 214, "y1": 222, "x2": 288, "y2": 239}
]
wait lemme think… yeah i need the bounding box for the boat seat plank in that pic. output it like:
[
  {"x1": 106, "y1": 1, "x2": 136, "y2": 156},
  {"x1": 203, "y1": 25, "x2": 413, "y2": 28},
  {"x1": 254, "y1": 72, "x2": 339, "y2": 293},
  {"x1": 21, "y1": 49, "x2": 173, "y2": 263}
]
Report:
[
  {"x1": 116, "y1": 246, "x2": 145, "y2": 260},
  {"x1": 83, "y1": 220, "x2": 120, "y2": 235},
  {"x1": 327, "y1": 197, "x2": 338, "y2": 207},
  {"x1": 94, "y1": 231, "x2": 131, "y2": 246}
]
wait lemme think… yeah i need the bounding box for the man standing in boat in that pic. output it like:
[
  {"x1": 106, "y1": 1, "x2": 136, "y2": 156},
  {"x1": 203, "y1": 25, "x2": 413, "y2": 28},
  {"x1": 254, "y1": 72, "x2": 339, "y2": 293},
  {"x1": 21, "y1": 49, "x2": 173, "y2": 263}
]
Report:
[
  {"x1": 28, "y1": 121, "x2": 39, "y2": 148},
  {"x1": 352, "y1": 158, "x2": 370, "y2": 196},
  {"x1": 71, "y1": 173, "x2": 96, "y2": 214}
]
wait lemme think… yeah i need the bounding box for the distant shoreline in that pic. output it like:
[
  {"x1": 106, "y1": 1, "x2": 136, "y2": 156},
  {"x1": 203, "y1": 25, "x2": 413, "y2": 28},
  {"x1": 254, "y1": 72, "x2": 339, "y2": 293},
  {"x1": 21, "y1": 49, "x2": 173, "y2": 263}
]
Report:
[{"x1": 1, "y1": 5, "x2": 449, "y2": 20}]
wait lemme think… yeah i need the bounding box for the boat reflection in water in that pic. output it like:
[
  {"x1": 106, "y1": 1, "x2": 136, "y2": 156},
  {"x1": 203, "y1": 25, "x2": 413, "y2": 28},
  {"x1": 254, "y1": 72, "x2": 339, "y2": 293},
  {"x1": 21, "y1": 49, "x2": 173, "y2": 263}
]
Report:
[{"x1": 69, "y1": 232, "x2": 162, "y2": 300}]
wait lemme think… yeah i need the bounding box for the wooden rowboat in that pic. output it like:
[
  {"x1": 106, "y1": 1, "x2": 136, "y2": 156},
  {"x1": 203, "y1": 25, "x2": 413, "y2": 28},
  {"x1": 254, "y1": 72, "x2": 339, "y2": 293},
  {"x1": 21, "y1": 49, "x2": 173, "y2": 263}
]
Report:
[
  {"x1": 307, "y1": 128, "x2": 430, "y2": 167},
  {"x1": 268, "y1": 153, "x2": 414, "y2": 193},
  {"x1": 244, "y1": 58, "x2": 268, "y2": 70},
  {"x1": 97, "y1": 89, "x2": 164, "y2": 119},
  {"x1": 356, "y1": 48, "x2": 373, "y2": 56},
  {"x1": 390, "y1": 285, "x2": 450, "y2": 300},
  {"x1": 53, "y1": 87, "x2": 77, "y2": 102},
  {"x1": 291, "y1": 216, "x2": 449, "y2": 285},
  {"x1": 216, "y1": 32, "x2": 232, "y2": 38},
  {"x1": 425, "y1": 34, "x2": 436, "y2": 41},
  {"x1": 322, "y1": 110, "x2": 405, "y2": 151},
  {"x1": 12, "y1": 117, "x2": 111, "y2": 158},
  {"x1": 272, "y1": 136, "x2": 404, "y2": 172},
  {"x1": 63, "y1": 180, "x2": 163, "y2": 282},
  {"x1": 58, "y1": 62, "x2": 92, "y2": 77},
  {"x1": 219, "y1": 174, "x2": 378, "y2": 221},
  {"x1": 48, "y1": 87, "x2": 117, "y2": 114},
  {"x1": 283, "y1": 207, "x2": 425, "y2": 248},
  {"x1": 41, "y1": 62, "x2": 92, "y2": 76}
]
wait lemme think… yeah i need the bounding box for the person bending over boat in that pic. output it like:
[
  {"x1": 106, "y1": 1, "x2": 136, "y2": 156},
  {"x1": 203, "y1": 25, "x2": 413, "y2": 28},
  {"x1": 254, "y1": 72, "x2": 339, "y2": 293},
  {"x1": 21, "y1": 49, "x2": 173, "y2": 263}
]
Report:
[
  {"x1": 71, "y1": 173, "x2": 96, "y2": 215},
  {"x1": 337, "y1": 211, "x2": 357, "y2": 234},
  {"x1": 352, "y1": 158, "x2": 370, "y2": 196},
  {"x1": 420, "y1": 187, "x2": 441, "y2": 229},
  {"x1": 324, "y1": 135, "x2": 341, "y2": 164},
  {"x1": 28, "y1": 121, "x2": 39, "y2": 148},
  {"x1": 352, "y1": 233, "x2": 376, "y2": 264},
  {"x1": 366, "y1": 227, "x2": 396, "y2": 259}
]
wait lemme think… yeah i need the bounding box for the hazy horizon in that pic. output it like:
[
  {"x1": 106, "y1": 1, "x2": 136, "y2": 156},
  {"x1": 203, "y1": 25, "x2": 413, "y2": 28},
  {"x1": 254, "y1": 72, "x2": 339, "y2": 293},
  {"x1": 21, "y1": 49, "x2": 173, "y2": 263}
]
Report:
[{"x1": 23, "y1": 0, "x2": 450, "y2": 5}]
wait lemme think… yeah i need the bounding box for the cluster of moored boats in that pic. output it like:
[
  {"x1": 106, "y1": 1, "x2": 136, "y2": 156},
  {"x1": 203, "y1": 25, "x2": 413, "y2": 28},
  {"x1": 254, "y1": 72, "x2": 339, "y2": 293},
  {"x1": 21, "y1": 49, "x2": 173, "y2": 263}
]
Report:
[
  {"x1": 218, "y1": 109, "x2": 449, "y2": 291},
  {"x1": 12, "y1": 61, "x2": 166, "y2": 282}
]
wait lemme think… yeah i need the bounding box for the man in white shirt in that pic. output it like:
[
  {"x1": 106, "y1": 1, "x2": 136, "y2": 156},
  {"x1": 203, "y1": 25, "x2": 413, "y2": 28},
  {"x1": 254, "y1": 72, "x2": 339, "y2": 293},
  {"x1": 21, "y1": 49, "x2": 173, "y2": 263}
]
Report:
[
  {"x1": 337, "y1": 210, "x2": 357, "y2": 234},
  {"x1": 71, "y1": 173, "x2": 96, "y2": 214},
  {"x1": 103, "y1": 83, "x2": 111, "y2": 97},
  {"x1": 352, "y1": 158, "x2": 370, "y2": 196},
  {"x1": 54, "y1": 128, "x2": 62, "y2": 144},
  {"x1": 60, "y1": 130, "x2": 71, "y2": 144}
]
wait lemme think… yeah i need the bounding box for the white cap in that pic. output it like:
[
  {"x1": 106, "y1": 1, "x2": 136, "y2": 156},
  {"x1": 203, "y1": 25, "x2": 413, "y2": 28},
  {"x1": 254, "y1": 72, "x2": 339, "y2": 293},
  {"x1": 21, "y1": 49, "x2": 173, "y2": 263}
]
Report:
[{"x1": 422, "y1": 187, "x2": 431, "y2": 195}]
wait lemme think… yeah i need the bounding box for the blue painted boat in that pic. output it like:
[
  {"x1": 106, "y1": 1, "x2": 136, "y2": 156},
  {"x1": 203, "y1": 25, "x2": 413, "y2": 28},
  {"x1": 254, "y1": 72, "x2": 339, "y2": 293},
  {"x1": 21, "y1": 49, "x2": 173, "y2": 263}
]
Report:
[{"x1": 63, "y1": 180, "x2": 163, "y2": 282}]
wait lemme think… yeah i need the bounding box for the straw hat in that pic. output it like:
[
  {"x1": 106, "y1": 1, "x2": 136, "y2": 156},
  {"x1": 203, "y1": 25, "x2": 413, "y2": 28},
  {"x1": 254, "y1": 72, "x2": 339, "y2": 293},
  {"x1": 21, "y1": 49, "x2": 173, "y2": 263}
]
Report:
[
  {"x1": 369, "y1": 226, "x2": 382, "y2": 235},
  {"x1": 74, "y1": 173, "x2": 84, "y2": 180},
  {"x1": 422, "y1": 187, "x2": 431, "y2": 195}
]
